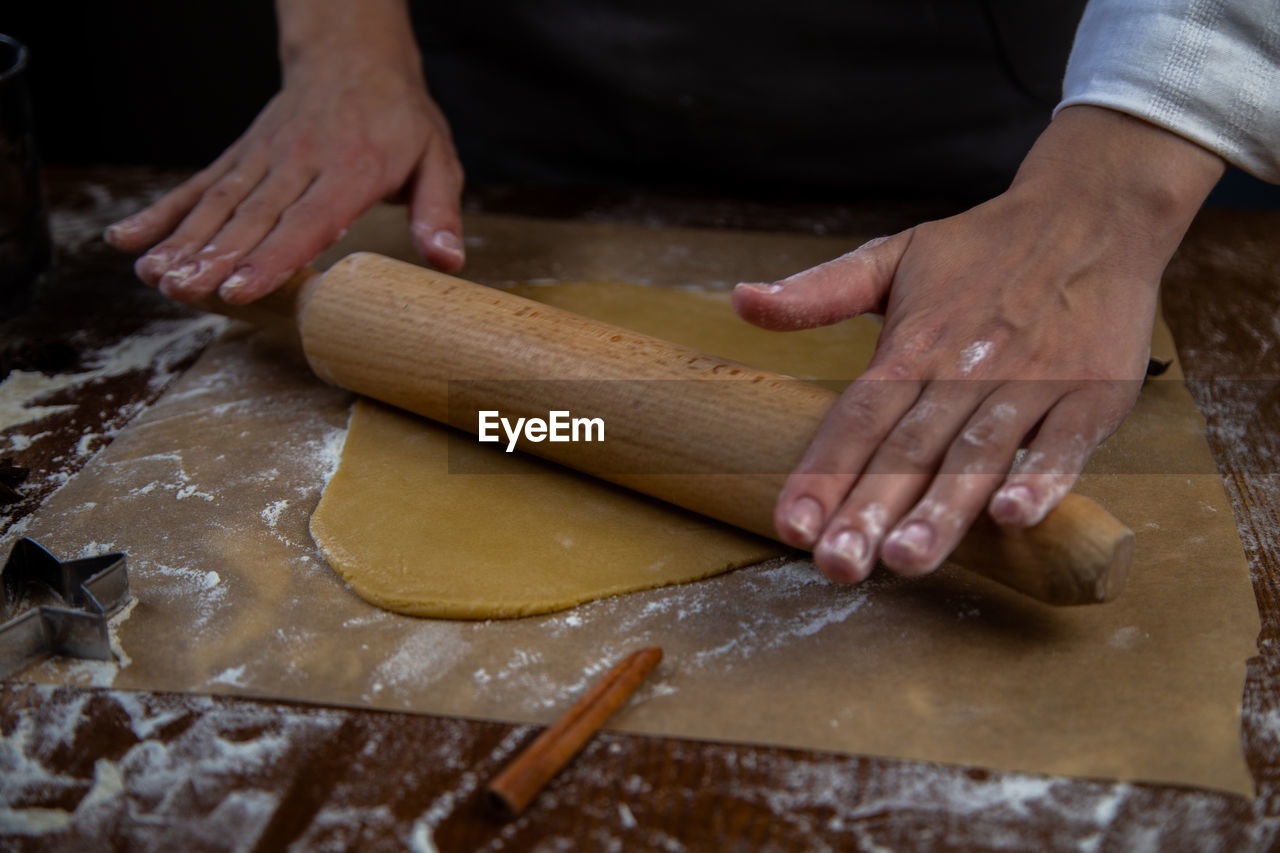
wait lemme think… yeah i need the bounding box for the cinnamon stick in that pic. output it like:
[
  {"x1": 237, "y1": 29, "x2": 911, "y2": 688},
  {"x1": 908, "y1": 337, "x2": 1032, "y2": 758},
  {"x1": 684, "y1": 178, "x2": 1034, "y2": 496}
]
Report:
[{"x1": 487, "y1": 646, "x2": 664, "y2": 816}]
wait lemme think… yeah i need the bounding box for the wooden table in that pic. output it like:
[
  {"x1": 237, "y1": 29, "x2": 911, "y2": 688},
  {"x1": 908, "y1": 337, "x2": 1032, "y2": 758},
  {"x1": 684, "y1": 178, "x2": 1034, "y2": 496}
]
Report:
[{"x1": 2, "y1": 168, "x2": 1277, "y2": 851}]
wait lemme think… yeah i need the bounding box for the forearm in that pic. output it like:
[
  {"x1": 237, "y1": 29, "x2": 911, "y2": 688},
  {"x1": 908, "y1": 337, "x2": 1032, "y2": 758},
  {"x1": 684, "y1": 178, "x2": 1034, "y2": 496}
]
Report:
[
  {"x1": 1013, "y1": 105, "x2": 1225, "y2": 269},
  {"x1": 1061, "y1": 0, "x2": 1280, "y2": 184},
  {"x1": 276, "y1": 0, "x2": 422, "y2": 78}
]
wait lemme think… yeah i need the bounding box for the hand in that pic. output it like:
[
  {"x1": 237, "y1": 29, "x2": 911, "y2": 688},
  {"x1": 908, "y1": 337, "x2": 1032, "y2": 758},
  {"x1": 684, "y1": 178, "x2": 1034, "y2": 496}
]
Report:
[
  {"x1": 104, "y1": 1, "x2": 463, "y2": 304},
  {"x1": 733, "y1": 106, "x2": 1224, "y2": 583}
]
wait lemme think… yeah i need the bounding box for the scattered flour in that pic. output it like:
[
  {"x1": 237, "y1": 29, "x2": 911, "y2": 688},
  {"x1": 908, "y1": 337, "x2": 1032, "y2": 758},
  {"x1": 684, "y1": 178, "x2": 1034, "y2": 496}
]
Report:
[
  {"x1": 408, "y1": 819, "x2": 441, "y2": 853},
  {"x1": 261, "y1": 499, "x2": 289, "y2": 529},
  {"x1": 0, "y1": 316, "x2": 227, "y2": 434},
  {"x1": 136, "y1": 560, "x2": 229, "y2": 633},
  {"x1": 0, "y1": 311, "x2": 228, "y2": 544},
  {"x1": 208, "y1": 665, "x2": 248, "y2": 688},
  {"x1": 369, "y1": 624, "x2": 471, "y2": 700},
  {"x1": 310, "y1": 426, "x2": 349, "y2": 483},
  {"x1": 1, "y1": 687, "x2": 346, "y2": 846},
  {"x1": 116, "y1": 452, "x2": 217, "y2": 505},
  {"x1": 47, "y1": 181, "x2": 166, "y2": 252},
  {"x1": 477, "y1": 558, "x2": 876, "y2": 714},
  {"x1": 1108, "y1": 625, "x2": 1146, "y2": 651},
  {"x1": 107, "y1": 597, "x2": 139, "y2": 670},
  {"x1": 406, "y1": 725, "x2": 529, "y2": 849},
  {"x1": 253, "y1": 424, "x2": 348, "y2": 550}
]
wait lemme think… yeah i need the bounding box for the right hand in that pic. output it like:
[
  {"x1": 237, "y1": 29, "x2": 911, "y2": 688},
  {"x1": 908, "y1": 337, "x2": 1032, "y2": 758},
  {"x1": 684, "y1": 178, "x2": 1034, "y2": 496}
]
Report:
[{"x1": 105, "y1": 44, "x2": 464, "y2": 305}]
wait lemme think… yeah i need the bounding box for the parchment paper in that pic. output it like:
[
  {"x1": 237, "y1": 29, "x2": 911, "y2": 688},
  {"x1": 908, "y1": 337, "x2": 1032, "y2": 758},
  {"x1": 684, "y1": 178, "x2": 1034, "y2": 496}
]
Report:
[{"x1": 2, "y1": 208, "x2": 1258, "y2": 795}]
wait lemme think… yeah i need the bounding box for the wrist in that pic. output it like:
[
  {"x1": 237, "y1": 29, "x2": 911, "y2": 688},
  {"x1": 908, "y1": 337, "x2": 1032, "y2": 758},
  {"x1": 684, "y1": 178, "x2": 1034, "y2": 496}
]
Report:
[
  {"x1": 1012, "y1": 106, "x2": 1225, "y2": 256},
  {"x1": 276, "y1": 0, "x2": 422, "y2": 83}
]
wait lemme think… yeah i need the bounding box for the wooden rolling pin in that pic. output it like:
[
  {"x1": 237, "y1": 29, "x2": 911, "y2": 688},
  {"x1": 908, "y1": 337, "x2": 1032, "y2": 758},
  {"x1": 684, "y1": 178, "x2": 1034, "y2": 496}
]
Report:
[{"x1": 212, "y1": 252, "x2": 1133, "y2": 606}]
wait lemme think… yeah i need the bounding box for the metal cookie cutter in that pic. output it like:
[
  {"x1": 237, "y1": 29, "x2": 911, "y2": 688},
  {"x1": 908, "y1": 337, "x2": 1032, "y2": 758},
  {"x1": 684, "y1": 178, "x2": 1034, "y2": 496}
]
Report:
[{"x1": 0, "y1": 538, "x2": 131, "y2": 679}]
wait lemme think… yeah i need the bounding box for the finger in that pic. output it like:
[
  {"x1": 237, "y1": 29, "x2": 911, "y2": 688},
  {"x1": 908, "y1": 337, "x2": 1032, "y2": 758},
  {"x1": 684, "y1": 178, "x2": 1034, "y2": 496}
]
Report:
[
  {"x1": 217, "y1": 169, "x2": 377, "y2": 304},
  {"x1": 731, "y1": 231, "x2": 910, "y2": 331},
  {"x1": 156, "y1": 166, "x2": 320, "y2": 303},
  {"x1": 988, "y1": 383, "x2": 1135, "y2": 526},
  {"x1": 133, "y1": 158, "x2": 270, "y2": 287},
  {"x1": 773, "y1": 370, "x2": 922, "y2": 551},
  {"x1": 409, "y1": 136, "x2": 466, "y2": 273},
  {"x1": 104, "y1": 151, "x2": 240, "y2": 253},
  {"x1": 812, "y1": 380, "x2": 992, "y2": 582},
  {"x1": 880, "y1": 384, "x2": 1058, "y2": 574}
]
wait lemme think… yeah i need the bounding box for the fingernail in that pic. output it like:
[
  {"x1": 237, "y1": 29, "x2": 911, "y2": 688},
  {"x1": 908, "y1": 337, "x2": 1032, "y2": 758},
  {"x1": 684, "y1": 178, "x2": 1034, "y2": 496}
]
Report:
[
  {"x1": 411, "y1": 222, "x2": 432, "y2": 252},
  {"x1": 787, "y1": 497, "x2": 823, "y2": 543},
  {"x1": 167, "y1": 260, "x2": 200, "y2": 281},
  {"x1": 833, "y1": 529, "x2": 867, "y2": 565},
  {"x1": 219, "y1": 268, "x2": 252, "y2": 300},
  {"x1": 159, "y1": 260, "x2": 205, "y2": 296},
  {"x1": 136, "y1": 249, "x2": 173, "y2": 278},
  {"x1": 818, "y1": 529, "x2": 869, "y2": 579},
  {"x1": 886, "y1": 522, "x2": 933, "y2": 558},
  {"x1": 106, "y1": 215, "x2": 144, "y2": 235},
  {"x1": 991, "y1": 485, "x2": 1035, "y2": 522},
  {"x1": 431, "y1": 230, "x2": 463, "y2": 256},
  {"x1": 734, "y1": 282, "x2": 784, "y2": 294}
]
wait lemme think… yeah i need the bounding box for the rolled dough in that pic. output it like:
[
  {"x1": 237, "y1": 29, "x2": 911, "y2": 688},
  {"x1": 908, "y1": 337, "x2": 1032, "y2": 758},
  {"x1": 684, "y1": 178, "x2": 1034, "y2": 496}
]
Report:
[{"x1": 310, "y1": 282, "x2": 881, "y2": 618}]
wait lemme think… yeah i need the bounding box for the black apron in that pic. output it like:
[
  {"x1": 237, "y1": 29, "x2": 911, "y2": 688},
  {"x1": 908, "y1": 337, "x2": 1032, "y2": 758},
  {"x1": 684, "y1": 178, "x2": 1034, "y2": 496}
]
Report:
[{"x1": 415, "y1": 0, "x2": 1085, "y2": 199}]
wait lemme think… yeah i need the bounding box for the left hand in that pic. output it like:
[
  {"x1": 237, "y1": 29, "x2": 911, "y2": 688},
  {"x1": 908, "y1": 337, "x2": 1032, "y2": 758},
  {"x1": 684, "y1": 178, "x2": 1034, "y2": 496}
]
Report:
[
  {"x1": 103, "y1": 0, "x2": 463, "y2": 305},
  {"x1": 732, "y1": 106, "x2": 1224, "y2": 583}
]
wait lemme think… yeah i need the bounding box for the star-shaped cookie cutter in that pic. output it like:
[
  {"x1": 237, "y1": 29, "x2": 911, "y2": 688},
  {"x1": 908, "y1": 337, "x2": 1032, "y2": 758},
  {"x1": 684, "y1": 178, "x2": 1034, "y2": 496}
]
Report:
[{"x1": 0, "y1": 538, "x2": 131, "y2": 679}]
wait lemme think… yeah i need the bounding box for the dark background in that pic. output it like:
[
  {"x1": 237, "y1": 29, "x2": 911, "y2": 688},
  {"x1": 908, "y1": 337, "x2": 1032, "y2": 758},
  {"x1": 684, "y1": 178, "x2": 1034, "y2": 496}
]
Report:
[
  {"x1": 5, "y1": 3, "x2": 280, "y2": 169},
  {"x1": 4, "y1": 2, "x2": 1276, "y2": 206}
]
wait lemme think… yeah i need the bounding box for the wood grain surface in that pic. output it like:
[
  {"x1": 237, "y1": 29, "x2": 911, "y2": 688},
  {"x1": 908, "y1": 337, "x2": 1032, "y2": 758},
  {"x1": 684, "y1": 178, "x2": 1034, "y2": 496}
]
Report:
[{"x1": 1, "y1": 168, "x2": 1277, "y2": 851}]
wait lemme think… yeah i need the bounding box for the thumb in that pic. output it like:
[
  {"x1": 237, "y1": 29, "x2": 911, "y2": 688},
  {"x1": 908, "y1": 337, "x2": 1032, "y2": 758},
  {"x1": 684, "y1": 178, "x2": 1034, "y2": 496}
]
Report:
[
  {"x1": 409, "y1": 139, "x2": 466, "y2": 273},
  {"x1": 731, "y1": 231, "x2": 910, "y2": 330}
]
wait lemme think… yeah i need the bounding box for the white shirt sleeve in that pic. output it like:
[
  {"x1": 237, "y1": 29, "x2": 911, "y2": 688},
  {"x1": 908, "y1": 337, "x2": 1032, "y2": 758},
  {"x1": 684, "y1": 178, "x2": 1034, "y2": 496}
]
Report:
[{"x1": 1057, "y1": 0, "x2": 1280, "y2": 183}]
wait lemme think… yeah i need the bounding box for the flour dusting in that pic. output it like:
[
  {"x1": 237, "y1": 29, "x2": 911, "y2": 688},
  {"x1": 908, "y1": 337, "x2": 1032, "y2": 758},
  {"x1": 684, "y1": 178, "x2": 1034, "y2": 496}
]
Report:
[
  {"x1": 261, "y1": 499, "x2": 289, "y2": 528},
  {"x1": 406, "y1": 725, "x2": 529, "y2": 848},
  {"x1": 0, "y1": 311, "x2": 227, "y2": 537},
  {"x1": 0, "y1": 687, "x2": 346, "y2": 846},
  {"x1": 370, "y1": 623, "x2": 471, "y2": 701},
  {"x1": 0, "y1": 316, "x2": 226, "y2": 434},
  {"x1": 467, "y1": 558, "x2": 876, "y2": 716},
  {"x1": 48, "y1": 181, "x2": 166, "y2": 252}
]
